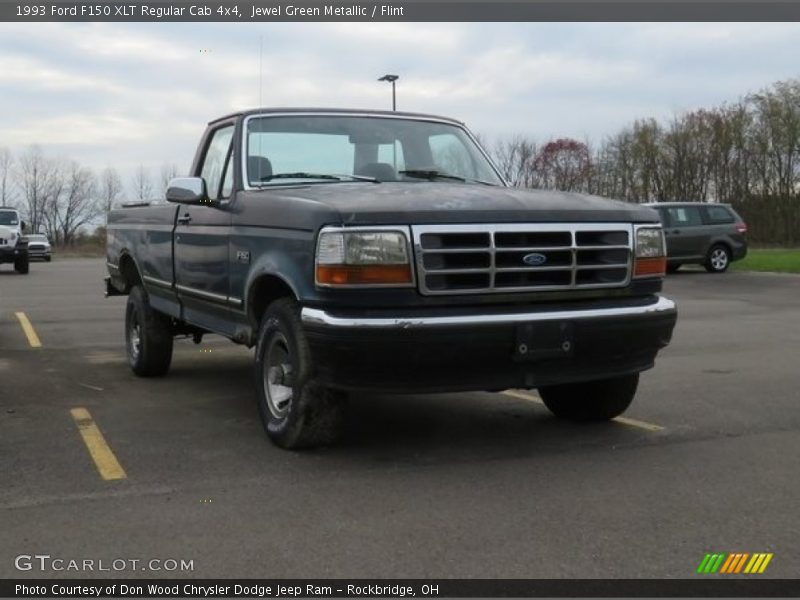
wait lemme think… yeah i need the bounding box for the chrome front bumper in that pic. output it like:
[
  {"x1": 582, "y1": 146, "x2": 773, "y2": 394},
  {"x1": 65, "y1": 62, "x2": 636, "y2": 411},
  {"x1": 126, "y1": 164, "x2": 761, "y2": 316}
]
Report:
[{"x1": 301, "y1": 295, "x2": 676, "y2": 330}]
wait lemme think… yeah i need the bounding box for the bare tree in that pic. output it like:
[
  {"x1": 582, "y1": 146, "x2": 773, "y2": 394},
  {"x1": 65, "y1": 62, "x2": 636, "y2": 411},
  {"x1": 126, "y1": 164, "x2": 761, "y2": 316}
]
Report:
[
  {"x1": 491, "y1": 135, "x2": 538, "y2": 187},
  {"x1": 160, "y1": 162, "x2": 180, "y2": 197},
  {"x1": 0, "y1": 147, "x2": 14, "y2": 208},
  {"x1": 51, "y1": 161, "x2": 99, "y2": 245},
  {"x1": 131, "y1": 164, "x2": 153, "y2": 200},
  {"x1": 99, "y1": 167, "x2": 123, "y2": 214},
  {"x1": 17, "y1": 146, "x2": 60, "y2": 234}
]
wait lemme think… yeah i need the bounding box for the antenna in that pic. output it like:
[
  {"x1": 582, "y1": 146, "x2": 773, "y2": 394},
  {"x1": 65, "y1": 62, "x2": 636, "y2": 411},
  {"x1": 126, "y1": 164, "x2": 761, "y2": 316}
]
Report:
[
  {"x1": 258, "y1": 35, "x2": 264, "y2": 108},
  {"x1": 254, "y1": 34, "x2": 264, "y2": 183}
]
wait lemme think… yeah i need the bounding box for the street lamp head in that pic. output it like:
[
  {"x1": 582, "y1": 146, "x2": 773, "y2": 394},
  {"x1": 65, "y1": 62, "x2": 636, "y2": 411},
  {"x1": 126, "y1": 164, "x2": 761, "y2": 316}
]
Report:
[{"x1": 378, "y1": 74, "x2": 399, "y2": 83}]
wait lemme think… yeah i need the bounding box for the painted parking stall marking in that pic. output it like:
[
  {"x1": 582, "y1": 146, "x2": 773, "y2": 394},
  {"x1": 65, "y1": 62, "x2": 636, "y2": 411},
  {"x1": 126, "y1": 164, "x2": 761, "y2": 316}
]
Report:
[
  {"x1": 70, "y1": 407, "x2": 127, "y2": 481},
  {"x1": 15, "y1": 311, "x2": 42, "y2": 347},
  {"x1": 501, "y1": 389, "x2": 664, "y2": 432}
]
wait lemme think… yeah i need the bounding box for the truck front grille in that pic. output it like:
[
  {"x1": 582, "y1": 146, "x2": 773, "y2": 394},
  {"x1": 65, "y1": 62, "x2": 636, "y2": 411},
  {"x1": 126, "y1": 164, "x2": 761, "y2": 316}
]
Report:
[{"x1": 413, "y1": 223, "x2": 633, "y2": 295}]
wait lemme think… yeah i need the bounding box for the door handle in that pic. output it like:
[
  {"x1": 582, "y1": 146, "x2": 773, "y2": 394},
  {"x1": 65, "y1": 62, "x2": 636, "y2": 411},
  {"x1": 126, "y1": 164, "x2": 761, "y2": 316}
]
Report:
[
  {"x1": 177, "y1": 214, "x2": 192, "y2": 224},
  {"x1": 671, "y1": 229, "x2": 681, "y2": 234}
]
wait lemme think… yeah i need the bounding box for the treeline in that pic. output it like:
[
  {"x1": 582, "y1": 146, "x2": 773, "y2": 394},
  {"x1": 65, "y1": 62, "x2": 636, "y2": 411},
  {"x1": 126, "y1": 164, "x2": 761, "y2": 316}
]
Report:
[
  {"x1": 3, "y1": 77, "x2": 800, "y2": 246},
  {"x1": 490, "y1": 78, "x2": 800, "y2": 245},
  {"x1": 0, "y1": 146, "x2": 179, "y2": 246}
]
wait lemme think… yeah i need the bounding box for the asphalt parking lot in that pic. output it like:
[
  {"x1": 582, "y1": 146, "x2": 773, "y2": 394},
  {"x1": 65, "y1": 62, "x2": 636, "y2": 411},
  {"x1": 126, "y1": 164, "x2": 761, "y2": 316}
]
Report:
[{"x1": 1, "y1": 258, "x2": 799, "y2": 579}]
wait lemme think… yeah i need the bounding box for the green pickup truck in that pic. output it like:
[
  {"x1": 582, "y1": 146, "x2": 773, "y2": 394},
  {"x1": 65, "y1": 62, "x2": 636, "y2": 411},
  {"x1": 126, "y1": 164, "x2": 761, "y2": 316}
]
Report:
[{"x1": 106, "y1": 108, "x2": 677, "y2": 449}]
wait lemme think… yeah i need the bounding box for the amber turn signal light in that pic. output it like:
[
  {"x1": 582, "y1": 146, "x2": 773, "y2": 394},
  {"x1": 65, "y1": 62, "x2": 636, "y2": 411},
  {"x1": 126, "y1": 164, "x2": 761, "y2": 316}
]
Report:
[
  {"x1": 316, "y1": 264, "x2": 413, "y2": 286},
  {"x1": 634, "y1": 257, "x2": 667, "y2": 278}
]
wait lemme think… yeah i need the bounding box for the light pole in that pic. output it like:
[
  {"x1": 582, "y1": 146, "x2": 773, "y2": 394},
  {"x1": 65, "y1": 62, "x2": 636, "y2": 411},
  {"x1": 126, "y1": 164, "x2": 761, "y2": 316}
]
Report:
[{"x1": 378, "y1": 74, "x2": 399, "y2": 111}]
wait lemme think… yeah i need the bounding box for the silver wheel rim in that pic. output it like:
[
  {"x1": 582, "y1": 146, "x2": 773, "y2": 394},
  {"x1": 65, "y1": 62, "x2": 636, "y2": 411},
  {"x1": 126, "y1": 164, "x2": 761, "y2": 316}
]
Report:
[
  {"x1": 129, "y1": 313, "x2": 141, "y2": 362},
  {"x1": 711, "y1": 248, "x2": 728, "y2": 271},
  {"x1": 263, "y1": 333, "x2": 294, "y2": 419}
]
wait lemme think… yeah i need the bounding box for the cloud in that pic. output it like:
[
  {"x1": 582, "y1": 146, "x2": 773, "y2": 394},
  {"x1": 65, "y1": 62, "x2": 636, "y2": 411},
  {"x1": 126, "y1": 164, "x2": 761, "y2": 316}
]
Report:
[{"x1": 1, "y1": 21, "x2": 800, "y2": 197}]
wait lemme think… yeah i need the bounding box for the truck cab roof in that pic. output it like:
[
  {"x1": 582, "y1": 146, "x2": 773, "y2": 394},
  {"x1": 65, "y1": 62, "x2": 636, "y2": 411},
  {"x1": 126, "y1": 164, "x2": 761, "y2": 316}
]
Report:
[{"x1": 209, "y1": 107, "x2": 464, "y2": 127}]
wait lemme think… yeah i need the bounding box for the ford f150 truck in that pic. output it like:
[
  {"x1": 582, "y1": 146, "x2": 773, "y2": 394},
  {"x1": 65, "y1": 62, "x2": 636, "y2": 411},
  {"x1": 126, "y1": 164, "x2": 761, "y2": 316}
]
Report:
[
  {"x1": 106, "y1": 108, "x2": 677, "y2": 449},
  {"x1": 0, "y1": 208, "x2": 29, "y2": 274}
]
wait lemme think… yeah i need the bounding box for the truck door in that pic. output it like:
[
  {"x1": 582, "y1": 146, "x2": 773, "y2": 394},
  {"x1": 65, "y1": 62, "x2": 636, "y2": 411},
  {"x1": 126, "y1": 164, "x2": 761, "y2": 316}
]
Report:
[{"x1": 174, "y1": 123, "x2": 235, "y2": 332}]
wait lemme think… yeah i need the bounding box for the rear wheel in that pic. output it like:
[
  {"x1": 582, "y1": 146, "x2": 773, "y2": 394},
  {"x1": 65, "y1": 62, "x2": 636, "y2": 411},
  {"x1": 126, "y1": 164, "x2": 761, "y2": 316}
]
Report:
[
  {"x1": 125, "y1": 285, "x2": 173, "y2": 376},
  {"x1": 705, "y1": 244, "x2": 731, "y2": 273},
  {"x1": 254, "y1": 297, "x2": 346, "y2": 449},
  {"x1": 14, "y1": 252, "x2": 29, "y2": 274},
  {"x1": 539, "y1": 373, "x2": 639, "y2": 422}
]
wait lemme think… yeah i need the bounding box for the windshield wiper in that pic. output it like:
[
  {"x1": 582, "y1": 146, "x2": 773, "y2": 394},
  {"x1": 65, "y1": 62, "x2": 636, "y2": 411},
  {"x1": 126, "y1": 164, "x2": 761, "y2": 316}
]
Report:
[
  {"x1": 259, "y1": 172, "x2": 340, "y2": 182},
  {"x1": 399, "y1": 169, "x2": 495, "y2": 186},
  {"x1": 258, "y1": 172, "x2": 379, "y2": 183}
]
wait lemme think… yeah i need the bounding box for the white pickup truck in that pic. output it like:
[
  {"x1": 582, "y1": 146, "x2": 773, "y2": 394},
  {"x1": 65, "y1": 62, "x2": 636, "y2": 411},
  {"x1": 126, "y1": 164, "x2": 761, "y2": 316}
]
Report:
[{"x1": 0, "y1": 208, "x2": 29, "y2": 274}]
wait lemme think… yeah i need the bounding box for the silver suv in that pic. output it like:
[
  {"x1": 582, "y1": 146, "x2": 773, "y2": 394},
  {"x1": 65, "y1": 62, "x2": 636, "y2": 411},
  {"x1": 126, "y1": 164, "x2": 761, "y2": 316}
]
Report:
[{"x1": 645, "y1": 202, "x2": 747, "y2": 273}]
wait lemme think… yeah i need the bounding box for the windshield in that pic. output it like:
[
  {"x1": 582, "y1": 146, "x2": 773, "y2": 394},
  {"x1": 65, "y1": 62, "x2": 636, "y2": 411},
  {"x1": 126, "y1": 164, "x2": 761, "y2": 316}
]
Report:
[
  {"x1": 28, "y1": 235, "x2": 46, "y2": 241},
  {"x1": 245, "y1": 115, "x2": 503, "y2": 187},
  {"x1": 0, "y1": 210, "x2": 19, "y2": 226}
]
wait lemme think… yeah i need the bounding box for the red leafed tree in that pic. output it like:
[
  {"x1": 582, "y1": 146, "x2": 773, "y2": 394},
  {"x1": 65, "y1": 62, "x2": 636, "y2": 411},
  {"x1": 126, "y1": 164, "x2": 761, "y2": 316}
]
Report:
[{"x1": 533, "y1": 138, "x2": 592, "y2": 192}]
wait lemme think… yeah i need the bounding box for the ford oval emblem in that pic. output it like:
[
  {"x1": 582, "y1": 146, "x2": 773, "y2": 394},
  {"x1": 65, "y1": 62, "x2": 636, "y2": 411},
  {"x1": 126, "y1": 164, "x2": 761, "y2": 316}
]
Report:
[{"x1": 523, "y1": 252, "x2": 547, "y2": 266}]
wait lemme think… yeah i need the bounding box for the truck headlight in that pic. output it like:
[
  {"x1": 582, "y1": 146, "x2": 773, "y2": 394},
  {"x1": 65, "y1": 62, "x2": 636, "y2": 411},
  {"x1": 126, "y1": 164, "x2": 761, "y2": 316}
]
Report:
[
  {"x1": 316, "y1": 227, "x2": 414, "y2": 287},
  {"x1": 634, "y1": 226, "x2": 666, "y2": 278}
]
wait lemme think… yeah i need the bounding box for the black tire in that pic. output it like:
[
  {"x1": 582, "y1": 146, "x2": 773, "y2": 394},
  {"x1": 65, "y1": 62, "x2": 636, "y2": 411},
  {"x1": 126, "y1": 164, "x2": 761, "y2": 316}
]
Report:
[
  {"x1": 666, "y1": 263, "x2": 681, "y2": 273},
  {"x1": 14, "y1": 252, "x2": 29, "y2": 274},
  {"x1": 45, "y1": 255, "x2": 52, "y2": 262},
  {"x1": 125, "y1": 285, "x2": 173, "y2": 376},
  {"x1": 539, "y1": 373, "x2": 639, "y2": 422},
  {"x1": 704, "y1": 244, "x2": 731, "y2": 273},
  {"x1": 254, "y1": 297, "x2": 346, "y2": 449}
]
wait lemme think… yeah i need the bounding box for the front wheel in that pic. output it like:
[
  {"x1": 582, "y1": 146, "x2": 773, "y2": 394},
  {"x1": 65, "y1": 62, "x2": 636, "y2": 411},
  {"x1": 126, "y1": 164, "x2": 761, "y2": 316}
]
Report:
[
  {"x1": 705, "y1": 245, "x2": 731, "y2": 273},
  {"x1": 538, "y1": 373, "x2": 639, "y2": 422},
  {"x1": 254, "y1": 298, "x2": 346, "y2": 449},
  {"x1": 14, "y1": 252, "x2": 29, "y2": 274},
  {"x1": 125, "y1": 285, "x2": 173, "y2": 376}
]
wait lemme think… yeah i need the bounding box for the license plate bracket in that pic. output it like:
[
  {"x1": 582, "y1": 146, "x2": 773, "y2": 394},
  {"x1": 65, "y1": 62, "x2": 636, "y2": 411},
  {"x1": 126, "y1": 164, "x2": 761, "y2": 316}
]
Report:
[{"x1": 514, "y1": 321, "x2": 575, "y2": 361}]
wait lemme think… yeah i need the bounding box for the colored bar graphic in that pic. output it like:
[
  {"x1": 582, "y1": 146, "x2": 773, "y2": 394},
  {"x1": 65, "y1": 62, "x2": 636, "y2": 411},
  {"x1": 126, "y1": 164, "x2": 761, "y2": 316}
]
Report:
[
  {"x1": 759, "y1": 553, "x2": 773, "y2": 573},
  {"x1": 734, "y1": 553, "x2": 749, "y2": 573},
  {"x1": 697, "y1": 554, "x2": 712, "y2": 574},
  {"x1": 721, "y1": 553, "x2": 739, "y2": 573},
  {"x1": 719, "y1": 554, "x2": 735, "y2": 574},
  {"x1": 698, "y1": 552, "x2": 773, "y2": 575},
  {"x1": 744, "y1": 554, "x2": 762, "y2": 573},
  {"x1": 710, "y1": 554, "x2": 726, "y2": 573}
]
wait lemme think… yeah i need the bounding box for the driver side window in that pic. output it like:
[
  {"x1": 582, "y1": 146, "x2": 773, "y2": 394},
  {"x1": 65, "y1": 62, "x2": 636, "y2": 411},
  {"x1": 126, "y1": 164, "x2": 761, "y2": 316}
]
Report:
[{"x1": 201, "y1": 125, "x2": 234, "y2": 201}]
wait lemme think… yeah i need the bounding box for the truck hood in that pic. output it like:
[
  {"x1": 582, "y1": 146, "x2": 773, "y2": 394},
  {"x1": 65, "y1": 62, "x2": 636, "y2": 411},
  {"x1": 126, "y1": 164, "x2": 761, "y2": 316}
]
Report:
[
  {"x1": 0, "y1": 225, "x2": 19, "y2": 239},
  {"x1": 267, "y1": 182, "x2": 659, "y2": 225}
]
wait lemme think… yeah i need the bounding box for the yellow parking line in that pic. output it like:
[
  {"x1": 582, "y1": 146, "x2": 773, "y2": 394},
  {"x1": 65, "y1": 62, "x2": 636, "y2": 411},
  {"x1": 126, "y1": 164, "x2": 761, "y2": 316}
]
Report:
[
  {"x1": 14, "y1": 312, "x2": 42, "y2": 348},
  {"x1": 613, "y1": 415, "x2": 664, "y2": 432},
  {"x1": 70, "y1": 408, "x2": 127, "y2": 481},
  {"x1": 501, "y1": 389, "x2": 664, "y2": 432},
  {"x1": 502, "y1": 389, "x2": 544, "y2": 404}
]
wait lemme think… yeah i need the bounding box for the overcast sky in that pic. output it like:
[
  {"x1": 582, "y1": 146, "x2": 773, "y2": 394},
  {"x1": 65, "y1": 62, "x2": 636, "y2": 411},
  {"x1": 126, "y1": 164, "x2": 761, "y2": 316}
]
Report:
[{"x1": 1, "y1": 22, "x2": 799, "y2": 195}]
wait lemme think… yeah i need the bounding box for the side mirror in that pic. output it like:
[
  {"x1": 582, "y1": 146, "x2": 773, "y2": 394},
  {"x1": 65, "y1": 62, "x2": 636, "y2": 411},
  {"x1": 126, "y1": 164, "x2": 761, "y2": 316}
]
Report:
[
  {"x1": 20, "y1": 220, "x2": 26, "y2": 231},
  {"x1": 166, "y1": 177, "x2": 209, "y2": 204}
]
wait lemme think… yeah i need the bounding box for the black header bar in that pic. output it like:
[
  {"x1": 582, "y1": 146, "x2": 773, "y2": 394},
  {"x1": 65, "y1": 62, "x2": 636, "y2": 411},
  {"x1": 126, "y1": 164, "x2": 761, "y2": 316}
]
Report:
[
  {"x1": 3, "y1": 1, "x2": 800, "y2": 22},
  {"x1": 4, "y1": 579, "x2": 800, "y2": 598}
]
